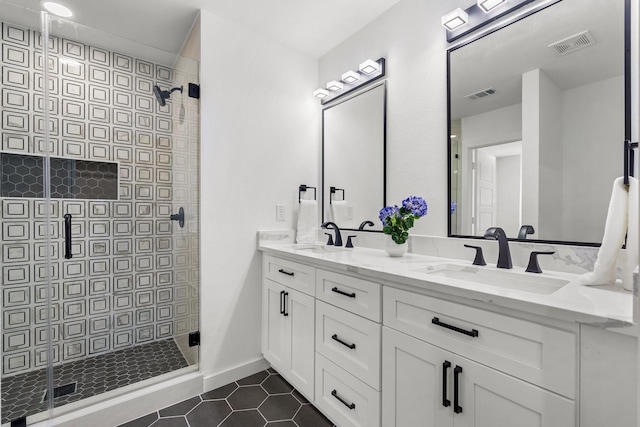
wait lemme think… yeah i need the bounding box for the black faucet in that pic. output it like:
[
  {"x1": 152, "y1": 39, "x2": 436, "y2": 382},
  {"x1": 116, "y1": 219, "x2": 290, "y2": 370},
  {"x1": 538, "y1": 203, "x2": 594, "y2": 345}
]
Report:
[
  {"x1": 358, "y1": 220, "x2": 375, "y2": 230},
  {"x1": 321, "y1": 221, "x2": 343, "y2": 247},
  {"x1": 517, "y1": 225, "x2": 535, "y2": 240},
  {"x1": 483, "y1": 227, "x2": 512, "y2": 269}
]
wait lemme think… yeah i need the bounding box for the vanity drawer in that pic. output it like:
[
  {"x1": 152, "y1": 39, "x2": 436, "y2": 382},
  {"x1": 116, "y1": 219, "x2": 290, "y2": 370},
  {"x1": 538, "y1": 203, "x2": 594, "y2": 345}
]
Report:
[
  {"x1": 383, "y1": 286, "x2": 577, "y2": 398},
  {"x1": 263, "y1": 255, "x2": 315, "y2": 296},
  {"x1": 316, "y1": 270, "x2": 381, "y2": 322},
  {"x1": 315, "y1": 354, "x2": 380, "y2": 427},
  {"x1": 316, "y1": 300, "x2": 381, "y2": 390}
]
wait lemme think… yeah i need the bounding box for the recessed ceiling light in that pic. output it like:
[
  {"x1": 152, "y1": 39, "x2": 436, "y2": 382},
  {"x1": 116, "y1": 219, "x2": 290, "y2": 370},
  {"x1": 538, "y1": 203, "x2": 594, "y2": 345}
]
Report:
[{"x1": 41, "y1": 2, "x2": 73, "y2": 18}]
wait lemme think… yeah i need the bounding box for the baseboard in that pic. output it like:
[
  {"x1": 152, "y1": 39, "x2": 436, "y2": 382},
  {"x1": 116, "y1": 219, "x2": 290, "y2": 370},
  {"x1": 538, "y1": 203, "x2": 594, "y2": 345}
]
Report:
[
  {"x1": 29, "y1": 372, "x2": 203, "y2": 427},
  {"x1": 203, "y1": 357, "x2": 270, "y2": 392}
]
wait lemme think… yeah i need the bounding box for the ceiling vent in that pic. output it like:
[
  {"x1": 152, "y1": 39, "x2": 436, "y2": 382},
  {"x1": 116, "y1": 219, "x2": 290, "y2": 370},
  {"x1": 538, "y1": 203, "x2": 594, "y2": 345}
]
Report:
[
  {"x1": 464, "y1": 88, "x2": 496, "y2": 101},
  {"x1": 549, "y1": 30, "x2": 597, "y2": 56}
]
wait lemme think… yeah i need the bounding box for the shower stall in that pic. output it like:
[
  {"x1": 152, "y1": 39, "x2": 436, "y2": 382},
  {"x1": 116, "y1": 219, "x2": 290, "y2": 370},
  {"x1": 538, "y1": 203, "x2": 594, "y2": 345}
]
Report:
[{"x1": 0, "y1": 3, "x2": 201, "y2": 424}]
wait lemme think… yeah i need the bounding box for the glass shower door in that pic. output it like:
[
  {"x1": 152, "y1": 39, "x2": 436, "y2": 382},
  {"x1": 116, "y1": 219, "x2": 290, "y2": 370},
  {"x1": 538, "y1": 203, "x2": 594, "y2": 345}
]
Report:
[{"x1": 1, "y1": 4, "x2": 200, "y2": 424}]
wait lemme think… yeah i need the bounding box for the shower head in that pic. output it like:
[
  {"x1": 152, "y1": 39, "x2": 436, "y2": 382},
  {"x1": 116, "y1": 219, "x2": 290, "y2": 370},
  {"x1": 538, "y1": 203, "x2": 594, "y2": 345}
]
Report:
[{"x1": 152, "y1": 85, "x2": 183, "y2": 107}]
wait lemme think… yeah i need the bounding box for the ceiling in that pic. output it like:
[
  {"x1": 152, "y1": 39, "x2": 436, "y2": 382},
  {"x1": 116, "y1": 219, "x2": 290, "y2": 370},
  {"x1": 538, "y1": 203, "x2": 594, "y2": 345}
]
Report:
[{"x1": 0, "y1": 0, "x2": 401, "y2": 63}]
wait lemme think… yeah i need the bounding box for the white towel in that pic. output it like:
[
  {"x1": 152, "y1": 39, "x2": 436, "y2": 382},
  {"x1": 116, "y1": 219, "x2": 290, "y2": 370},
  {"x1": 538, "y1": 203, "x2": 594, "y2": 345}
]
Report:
[
  {"x1": 623, "y1": 177, "x2": 638, "y2": 290},
  {"x1": 330, "y1": 200, "x2": 349, "y2": 222},
  {"x1": 296, "y1": 200, "x2": 318, "y2": 244},
  {"x1": 579, "y1": 177, "x2": 638, "y2": 288}
]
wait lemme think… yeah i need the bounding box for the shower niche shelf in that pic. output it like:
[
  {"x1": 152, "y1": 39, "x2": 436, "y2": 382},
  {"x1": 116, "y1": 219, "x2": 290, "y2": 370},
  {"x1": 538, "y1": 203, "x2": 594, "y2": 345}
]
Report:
[{"x1": 1, "y1": 152, "x2": 118, "y2": 200}]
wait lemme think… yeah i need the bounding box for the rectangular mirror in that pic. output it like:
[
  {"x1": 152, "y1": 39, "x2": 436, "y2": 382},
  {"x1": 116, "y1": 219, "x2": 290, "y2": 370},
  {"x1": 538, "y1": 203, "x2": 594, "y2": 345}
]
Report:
[
  {"x1": 448, "y1": 0, "x2": 629, "y2": 245},
  {"x1": 323, "y1": 82, "x2": 386, "y2": 231}
]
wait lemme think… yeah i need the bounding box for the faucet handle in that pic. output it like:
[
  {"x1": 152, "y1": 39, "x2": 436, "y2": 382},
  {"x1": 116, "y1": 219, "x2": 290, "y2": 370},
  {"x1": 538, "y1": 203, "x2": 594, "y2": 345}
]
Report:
[
  {"x1": 346, "y1": 235, "x2": 356, "y2": 248},
  {"x1": 325, "y1": 233, "x2": 334, "y2": 246},
  {"x1": 464, "y1": 244, "x2": 487, "y2": 266},
  {"x1": 526, "y1": 251, "x2": 555, "y2": 273}
]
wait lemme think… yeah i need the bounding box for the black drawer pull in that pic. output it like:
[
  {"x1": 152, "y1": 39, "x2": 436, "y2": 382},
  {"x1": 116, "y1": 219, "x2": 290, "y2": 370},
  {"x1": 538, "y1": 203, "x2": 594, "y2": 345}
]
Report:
[
  {"x1": 331, "y1": 334, "x2": 356, "y2": 349},
  {"x1": 442, "y1": 360, "x2": 451, "y2": 407},
  {"x1": 331, "y1": 389, "x2": 355, "y2": 410},
  {"x1": 283, "y1": 292, "x2": 289, "y2": 317},
  {"x1": 279, "y1": 290, "x2": 285, "y2": 315},
  {"x1": 454, "y1": 365, "x2": 463, "y2": 414},
  {"x1": 331, "y1": 287, "x2": 356, "y2": 298},
  {"x1": 278, "y1": 268, "x2": 294, "y2": 276},
  {"x1": 432, "y1": 317, "x2": 478, "y2": 337}
]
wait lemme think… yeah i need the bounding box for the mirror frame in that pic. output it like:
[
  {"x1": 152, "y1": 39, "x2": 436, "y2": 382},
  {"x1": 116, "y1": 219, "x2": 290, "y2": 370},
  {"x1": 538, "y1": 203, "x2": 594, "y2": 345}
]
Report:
[
  {"x1": 321, "y1": 80, "x2": 387, "y2": 232},
  {"x1": 446, "y1": 0, "x2": 632, "y2": 247}
]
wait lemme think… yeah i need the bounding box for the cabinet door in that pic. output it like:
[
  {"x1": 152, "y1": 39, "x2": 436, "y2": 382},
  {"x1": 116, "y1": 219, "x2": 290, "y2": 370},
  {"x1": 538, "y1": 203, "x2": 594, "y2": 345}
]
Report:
[
  {"x1": 455, "y1": 357, "x2": 575, "y2": 427},
  {"x1": 382, "y1": 327, "x2": 454, "y2": 427},
  {"x1": 288, "y1": 288, "x2": 315, "y2": 399},
  {"x1": 262, "y1": 279, "x2": 288, "y2": 372}
]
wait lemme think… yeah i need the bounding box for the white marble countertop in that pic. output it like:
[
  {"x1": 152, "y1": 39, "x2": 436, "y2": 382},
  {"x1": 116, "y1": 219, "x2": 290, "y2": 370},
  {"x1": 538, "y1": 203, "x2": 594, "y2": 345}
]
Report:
[{"x1": 258, "y1": 241, "x2": 634, "y2": 328}]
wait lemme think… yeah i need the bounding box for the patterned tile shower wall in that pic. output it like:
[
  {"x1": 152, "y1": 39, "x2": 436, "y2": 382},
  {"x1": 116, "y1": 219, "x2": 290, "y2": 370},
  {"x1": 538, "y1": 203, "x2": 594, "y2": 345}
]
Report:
[{"x1": 0, "y1": 21, "x2": 200, "y2": 376}]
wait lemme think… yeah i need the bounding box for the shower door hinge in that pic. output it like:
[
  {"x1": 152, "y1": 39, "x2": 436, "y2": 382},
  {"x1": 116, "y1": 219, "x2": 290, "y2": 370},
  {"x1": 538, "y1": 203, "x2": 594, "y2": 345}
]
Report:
[{"x1": 189, "y1": 331, "x2": 200, "y2": 347}]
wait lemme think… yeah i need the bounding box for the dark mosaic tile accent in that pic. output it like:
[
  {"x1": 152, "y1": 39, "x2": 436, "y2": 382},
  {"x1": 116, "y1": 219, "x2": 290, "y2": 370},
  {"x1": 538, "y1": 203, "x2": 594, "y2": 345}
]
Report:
[
  {"x1": 0, "y1": 153, "x2": 118, "y2": 199},
  {"x1": 117, "y1": 370, "x2": 336, "y2": 427},
  {"x1": 1, "y1": 339, "x2": 187, "y2": 424}
]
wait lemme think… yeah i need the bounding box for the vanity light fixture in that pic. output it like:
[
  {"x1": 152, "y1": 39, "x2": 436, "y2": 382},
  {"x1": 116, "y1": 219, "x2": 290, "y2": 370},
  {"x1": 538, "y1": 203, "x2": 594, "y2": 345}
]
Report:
[
  {"x1": 314, "y1": 57, "x2": 385, "y2": 105},
  {"x1": 326, "y1": 80, "x2": 344, "y2": 91},
  {"x1": 359, "y1": 59, "x2": 380, "y2": 74},
  {"x1": 477, "y1": 0, "x2": 506, "y2": 13},
  {"x1": 41, "y1": 1, "x2": 73, "y2": 17},
  {"x1": 441, "y1": 8, "x2": 468, "y2": 31},
  {"x1": 341, "y1": 70, "x2": 360, "y2": 84},
  {"x1": 313, "y1": 88, "x2": 330, "y2": 98}
]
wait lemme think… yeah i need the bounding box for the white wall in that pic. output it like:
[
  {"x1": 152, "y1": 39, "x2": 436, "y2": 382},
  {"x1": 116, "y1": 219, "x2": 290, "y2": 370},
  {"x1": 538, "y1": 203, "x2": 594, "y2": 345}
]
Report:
[
  {"x1": 199, "y1": 10, "x2": 319, "y2": 383},
  {"x1": 460, "y1": 103, "x2": 522, "y2": 149},
  {"x1": 318, "y1": 0, "x2": 459, "y2": 236},
  {"x1": 562, "y1": 75, "x2": 624, "y2": 243}
]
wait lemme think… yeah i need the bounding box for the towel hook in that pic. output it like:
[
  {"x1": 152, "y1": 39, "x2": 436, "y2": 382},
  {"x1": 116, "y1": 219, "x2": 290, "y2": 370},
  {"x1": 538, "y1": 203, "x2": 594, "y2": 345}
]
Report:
[
  {"x1": 298, "y1": 185, "x2": 316, "y2": 203},
  {"x1": 330, "y1": 186, "x2": 345, "y2": 204}
]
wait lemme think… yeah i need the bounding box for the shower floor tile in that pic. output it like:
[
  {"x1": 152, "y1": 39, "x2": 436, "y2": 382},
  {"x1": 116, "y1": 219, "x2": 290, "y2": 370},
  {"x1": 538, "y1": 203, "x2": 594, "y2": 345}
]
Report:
[
  {"x1": 1, "y1": 338, "x2": 189, "y2": 425},
  {"x1": 119, "y1": 370, "x2": 336, "y2": 427}
]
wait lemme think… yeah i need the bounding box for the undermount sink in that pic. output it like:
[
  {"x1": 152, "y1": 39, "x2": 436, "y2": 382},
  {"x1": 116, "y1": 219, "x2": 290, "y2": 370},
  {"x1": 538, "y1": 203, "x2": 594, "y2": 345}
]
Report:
[
  {"x1": 413, "y1": 263, "x2": 569, "y2": 295},
  {"x1": 293, "y1": 244, "x2": 348, "y2": 254}
]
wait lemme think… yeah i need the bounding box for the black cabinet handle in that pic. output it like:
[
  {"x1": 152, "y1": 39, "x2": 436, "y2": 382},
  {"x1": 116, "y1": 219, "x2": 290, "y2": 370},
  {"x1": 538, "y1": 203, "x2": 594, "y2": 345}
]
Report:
[
  {"x1": 278, "y1": 268, "x2": 294, "y2": 276},
  {"x1": 331, "y1": 287, "x2": 356, "y2": 298},
  {"x1": 442, "y1": 360, "x2": 451, "y2": 407},
  {"x1": 64, "y1": 214, "x2": 73, "y2": 259},
  {"x1": 279, "y1": 290, "x2": 285, "y2": 315},
  {"x1": 432, "y1": 317, "x2": 478, "y2": 337},
  {"x1": 331, "y1": 334, "x2": 356, "y2": 349},
  {"x1": 454, "y1": 365, "x2": 463, "y2": 414},
  {"x1": 283, "y1": 292, "x2": 289, "y2": 317},
  {"x1": 331, "y1": 389, "x2": 355, "y2": 410}
]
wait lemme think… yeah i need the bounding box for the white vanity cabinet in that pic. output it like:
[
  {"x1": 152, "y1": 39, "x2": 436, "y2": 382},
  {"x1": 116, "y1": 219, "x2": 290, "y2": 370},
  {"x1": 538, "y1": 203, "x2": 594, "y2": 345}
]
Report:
[
  {"x1": 382, "y1": 286, "x2": 577, "y2": 427},
  {"x1": 261, "y1": 255, "x2": 315, "y2": 399},
  {"x1": 313, "y1": 270, "x2": 382, "y2": 427}
]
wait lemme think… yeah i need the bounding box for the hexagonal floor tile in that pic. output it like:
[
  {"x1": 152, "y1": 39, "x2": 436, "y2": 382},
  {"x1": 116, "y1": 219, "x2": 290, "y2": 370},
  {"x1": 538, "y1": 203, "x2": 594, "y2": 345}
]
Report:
[
  {"x1": 159, "y1": 396, "x2": 202, "y2": 417},
  {"x1": 186, "y1": 400, "x2": 232, "y2": 426},
  {"x1": 258, "y1": 394, "x2": 301, "y2": 421},
  {"x1": 261, "y1": 375, "x2": 293, "y2": 394},
  {"x1": 219, "y1": 409, "x2": 266, "y2": 427},
  {"x1": 201, "y1": 382, "x2": 238, "y2": 400},
  {"x1": 294, "y1": 405, "x2": 335, "y2": 427},
  {"x1": 237, "y1": 370, "x2": 269, "y2": 386},
  {"x1": 227, "y1": 386, "x2": 268, "y2": 410}
]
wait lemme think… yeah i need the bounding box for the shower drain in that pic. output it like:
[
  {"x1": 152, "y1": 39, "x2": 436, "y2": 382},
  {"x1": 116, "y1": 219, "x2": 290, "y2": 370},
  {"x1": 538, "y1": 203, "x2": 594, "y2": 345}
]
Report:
[{"x1": 42, "y1": 382, "x2": 77, "y2": 402}]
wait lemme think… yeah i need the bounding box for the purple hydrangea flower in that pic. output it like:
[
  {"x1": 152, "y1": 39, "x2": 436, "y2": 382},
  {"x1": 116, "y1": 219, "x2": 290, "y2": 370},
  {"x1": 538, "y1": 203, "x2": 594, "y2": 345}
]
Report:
[
  {"x1": 402, "y1": 196, "x2": 428, "y2": 217},
  {"x1": 450, "y1": 201, "x2": 457, "y2": 215},
  {"x1": 378, "y1": 205, "x2": 399, "y2": 225}
]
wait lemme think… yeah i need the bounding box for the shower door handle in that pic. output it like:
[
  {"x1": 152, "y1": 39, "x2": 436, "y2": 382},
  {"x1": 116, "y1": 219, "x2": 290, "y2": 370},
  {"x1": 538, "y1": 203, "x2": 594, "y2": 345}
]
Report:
[{"x1": 64, "y1": 214, "x2": 73, "y2": 259}]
